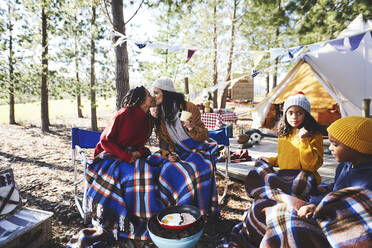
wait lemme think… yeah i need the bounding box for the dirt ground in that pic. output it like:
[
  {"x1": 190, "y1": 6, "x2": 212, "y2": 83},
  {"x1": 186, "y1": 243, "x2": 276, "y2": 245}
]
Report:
[{"x1": 0, "y1": 111, "x2": 252, "y2": 247}]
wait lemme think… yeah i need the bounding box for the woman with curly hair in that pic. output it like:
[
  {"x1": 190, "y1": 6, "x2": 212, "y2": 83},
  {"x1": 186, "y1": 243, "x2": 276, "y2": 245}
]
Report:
[
  {"x1": 150, "y1": 77, "x2": 218, "y2": 217},
  {"x1": 70, "y1": 86, "x2": 162, "y2": 247},
  {"x1": 93, "y1": 86, "x2": 154, "y2": 163}
]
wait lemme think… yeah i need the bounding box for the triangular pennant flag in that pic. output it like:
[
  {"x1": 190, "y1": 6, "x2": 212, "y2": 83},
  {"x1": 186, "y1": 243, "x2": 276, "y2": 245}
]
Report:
[
  {"x1": 252, "y1": 69, "x2": 260, "y2": 78},
  {"x1": 269, "y1": 48, "x2": 286, "y2": 61},
  {"x1": 329, "y1": 38, "x2": 346, "y2": 52},
  {"x1": 308, "y1": 42, "x2": 324, "y2": 52},
  {"x1": 217, "y1": 80, "x2": 229, "y2": 91},
  {"x1": 169, "y1": 45, "x2": 184, "y2": 52},
  {"x1": 247, "y1": 51, "x2": 266, "y2": 67},
  {"x1": 349, "y1": 32, "x2": 366, "y2": 51},
  {"x1": 135, "y1": 43, "x2": 146, "y2": 49},
  {"x1": 186, "y1": 49, "x2": 197, "y2": 63},
  {"x1": 288, "y1": 45, "x2": 304, "y2": 58},
  {"x1": 228, "y1": 78, "x2": 240, "y2": 89}
]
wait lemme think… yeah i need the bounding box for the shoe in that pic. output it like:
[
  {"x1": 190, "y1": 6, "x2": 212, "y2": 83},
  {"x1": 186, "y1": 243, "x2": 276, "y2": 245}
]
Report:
[{"x1": 239, "y1": 149, "x2": 252, "y2": 162}]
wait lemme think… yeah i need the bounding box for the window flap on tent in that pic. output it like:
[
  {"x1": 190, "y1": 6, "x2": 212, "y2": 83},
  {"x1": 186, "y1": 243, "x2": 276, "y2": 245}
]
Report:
[{"x1": 272, "y1": 62, "x2": 337, "y2": 110}]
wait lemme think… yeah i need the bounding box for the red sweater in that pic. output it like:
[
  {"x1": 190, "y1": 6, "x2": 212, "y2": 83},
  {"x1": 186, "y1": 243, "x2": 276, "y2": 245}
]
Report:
[{"x1": 94, "y1": 106, "x2": 152, "y2": 162}]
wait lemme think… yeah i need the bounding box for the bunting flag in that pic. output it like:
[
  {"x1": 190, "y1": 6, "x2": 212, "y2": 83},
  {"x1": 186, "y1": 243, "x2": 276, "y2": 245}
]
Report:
[
  {"x1": 249, "y1": 51, "x2": 266, "y2": 67},
  {"x1": 288, "y1": 45, "x2": 304, "y2": 58},
  {"x1": 252, "y1": 69, "x2": 260, "y2": 78},
  {"x1": 228, "y1": 77, "x2": 242, "y2": 89},
  {"x1": 269, "y1": 48, "x2": 286, "y2": 62},
  {"x1": 349, "y1": 32, "x2": 365, "y2": 51},
  {"x1": 121, "y1": 29, "x2": 371, "y2": 69},
  {"x1": 308, "y1": 42, "x2": 324, "y2": 52},
  {"x1": 329, "y1": 38, "x2": 346, "y2": 52},
  {"x1": 186, "y1": 49, "x2": 197, "y2": 63},
  {"x1": 135, "y1": 43, "x2": 146, "y2": 49},
  {"x1": 169, "y1": 45, "x2": 185, "y2": 53}
]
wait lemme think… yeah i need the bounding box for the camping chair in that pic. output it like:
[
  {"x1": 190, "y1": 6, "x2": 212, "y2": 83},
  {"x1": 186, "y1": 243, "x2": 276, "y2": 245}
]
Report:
[
  {"x1": 208, "y1": 127, "x2": 231, "y2": 204},
  {"x1": 71, "y1": 128, "x2": 101, "y2": 222}
]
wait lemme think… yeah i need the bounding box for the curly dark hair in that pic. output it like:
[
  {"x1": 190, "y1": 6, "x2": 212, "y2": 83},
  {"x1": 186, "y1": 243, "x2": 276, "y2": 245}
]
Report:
[
  {"x1": 155, "y1": 89, "x2": 186, "y2": 127},
  {"x1": 278, "y1": 109, "x2": 323, "y2": 137},
  {"x1": 121, "y1": 86, "x2": 147, "y2": 108}
]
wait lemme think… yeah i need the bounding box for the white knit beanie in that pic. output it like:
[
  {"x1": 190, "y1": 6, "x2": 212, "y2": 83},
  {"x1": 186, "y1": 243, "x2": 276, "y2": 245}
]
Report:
[
  {"x1": 153, "y1": 77, "x2": 176, "y2": 92},
  {"x1": 283, "y1": 91, "x2": 311, "y2": 114}
]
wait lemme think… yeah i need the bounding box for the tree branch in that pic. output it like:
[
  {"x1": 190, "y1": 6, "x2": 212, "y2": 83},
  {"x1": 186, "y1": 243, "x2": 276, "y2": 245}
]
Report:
[
  {"x1": 125, "y1": 0, "x2": 145, "y2": 25},
  {"x1": 100, "y1": 0, "x2": 114, "y2": 28}
]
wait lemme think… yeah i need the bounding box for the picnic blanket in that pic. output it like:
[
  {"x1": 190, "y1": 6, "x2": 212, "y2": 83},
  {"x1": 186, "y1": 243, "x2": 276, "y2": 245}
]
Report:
[
  {"x1": 68, "y1": 137, "x2": 218, "y2": 247},
  {"x1": 218, "y1": 161, "x2": 372, "y2": 247}
]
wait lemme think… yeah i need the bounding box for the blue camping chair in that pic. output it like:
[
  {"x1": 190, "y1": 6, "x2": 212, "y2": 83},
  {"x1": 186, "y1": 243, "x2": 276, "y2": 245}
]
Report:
[
  {"x1": 71, "y1": 126, "x2": 231, "y2": 221},
  {"x1": 208, "y1": 127, "x2": 231, "y2": 204},
  {"x1": 71, "y1": 128, "x2": 101, "y2": 222}
]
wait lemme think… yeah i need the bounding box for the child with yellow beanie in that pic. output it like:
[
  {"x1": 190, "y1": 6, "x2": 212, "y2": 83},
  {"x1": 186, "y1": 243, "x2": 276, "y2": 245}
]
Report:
[{"x1": 298, "y1": 116, "x2": 372, "y2": 218}]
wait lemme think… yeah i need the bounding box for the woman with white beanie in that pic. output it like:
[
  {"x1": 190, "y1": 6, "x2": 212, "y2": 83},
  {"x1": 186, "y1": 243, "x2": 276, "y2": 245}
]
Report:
[
  {"x1": 152, "y1": 77, "x2": 209, "y2": 159},
  {"x1": 150, "y1": 77, "x2": 217, "y2": 216}
]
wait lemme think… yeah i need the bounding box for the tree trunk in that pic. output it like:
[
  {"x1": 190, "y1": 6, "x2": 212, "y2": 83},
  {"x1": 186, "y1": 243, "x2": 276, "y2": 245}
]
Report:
[
  {"x1": 75, "y1": 34, "x2": 83, "y2": 118},
  {"x1": 8, "y1": 0, "x2": 15, "y2": 124},
  {"x1": 184, "y1": 77, "x2": 189, "y2": 94},
  {"x1": 220, "y1": 0, "x2": 237, "y2": 109},
  {"x1": 272, "y1": 0, "x2": 281, "y2": 90},
  {"x1": 266, "y1": 73, "x2": 270, "y2": 96},
  {"x1": 41, "y1": 4, "x2": 49, "y2": 132},
  {"x1": 75, "y1": 12, "x2": 83, "y2": 118},
  {"x1": 90, "y1": 5, "x2": 97, "y2": 131},
  {"x1": 212, "y1": 1, "x2": 218, "y2": 108},
  {"x1": 273, "y1": 53, "x2": 278, "y2": 89},
  {"x1": 111, "y1": 0, "x2": 129, "y2": 110}
]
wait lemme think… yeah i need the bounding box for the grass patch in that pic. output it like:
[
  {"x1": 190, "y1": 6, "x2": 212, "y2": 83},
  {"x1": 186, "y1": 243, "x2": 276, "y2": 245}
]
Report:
[{"x1": 0, "y1": 97, "x2": 116, "y2": 124}]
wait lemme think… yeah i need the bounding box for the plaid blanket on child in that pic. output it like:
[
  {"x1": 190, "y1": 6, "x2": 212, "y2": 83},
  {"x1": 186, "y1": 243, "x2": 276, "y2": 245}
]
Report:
[
  {"x1": 218, "y1": 161, "x2": 372, "y2": 248},
  {"x1": 68, "y1": 137, "x2": 218, "y2": 247}
]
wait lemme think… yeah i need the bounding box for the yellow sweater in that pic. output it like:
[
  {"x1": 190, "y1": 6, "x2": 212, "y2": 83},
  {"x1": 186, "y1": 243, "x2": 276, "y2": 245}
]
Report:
[{"x1": 267, "y1": 131, "x2": 324, "y2": 184}]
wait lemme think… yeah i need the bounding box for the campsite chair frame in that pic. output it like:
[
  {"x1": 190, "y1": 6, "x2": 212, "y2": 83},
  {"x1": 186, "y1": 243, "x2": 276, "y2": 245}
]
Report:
[
  {"x1": 208, "y1": 127, "x2": 231, "y2": 204},
  {"x1": 71, "y1": 128, "x2": 101, "y2": 223}
]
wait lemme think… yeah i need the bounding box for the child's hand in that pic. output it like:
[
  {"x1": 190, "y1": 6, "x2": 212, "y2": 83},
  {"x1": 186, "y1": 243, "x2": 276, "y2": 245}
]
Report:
[
  {"x1": 297, "y1": 127, "x2": 309, "y2": 139},
  {"x1": 298, "y1": 204, "x2": 316, "y2": 218}
]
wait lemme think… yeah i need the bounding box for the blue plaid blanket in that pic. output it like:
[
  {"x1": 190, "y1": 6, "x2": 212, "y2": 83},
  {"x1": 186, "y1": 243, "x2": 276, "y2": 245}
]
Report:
[
  {"x1": 69, "y1": 138, "x2": 218, "y2": 247},
  {"x1": 218, "y1": 162, "x2": 372, "y2": 248}
]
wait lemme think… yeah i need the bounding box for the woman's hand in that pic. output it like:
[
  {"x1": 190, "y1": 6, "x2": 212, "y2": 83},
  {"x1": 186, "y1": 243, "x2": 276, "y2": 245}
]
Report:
[
  {"x1": 168, "y1": 152, "x2": 178, "y2": 162},
  {"x1": 298, "y1": 204, "x2": 316, "y2": 218},
  {"x1": 129, "y1": 151, "x2": 141, "y2": 163},
  {"x1": 183, "y1": 121, "x2": 194, "y2": 131},
  {"x1": 297, "y1": 127, "x2": 309, "y2": 139}
]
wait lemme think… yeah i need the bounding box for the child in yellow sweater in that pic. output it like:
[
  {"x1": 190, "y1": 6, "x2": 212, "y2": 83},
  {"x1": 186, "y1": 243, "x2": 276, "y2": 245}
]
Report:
[{"x1": 259, "y1": 92, "x2": 324, "y2": 184}]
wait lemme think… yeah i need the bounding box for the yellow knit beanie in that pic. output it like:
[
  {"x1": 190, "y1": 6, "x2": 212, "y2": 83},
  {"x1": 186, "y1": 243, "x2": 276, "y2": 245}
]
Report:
[{"x1": 327, "y1": 116, "x2": 372, "y2": 155}]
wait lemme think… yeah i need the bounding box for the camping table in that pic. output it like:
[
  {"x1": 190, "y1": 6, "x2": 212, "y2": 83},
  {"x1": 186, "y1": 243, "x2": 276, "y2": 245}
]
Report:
[{"x1": 201, "y1": 112, "x2": 238, "y2": 130}]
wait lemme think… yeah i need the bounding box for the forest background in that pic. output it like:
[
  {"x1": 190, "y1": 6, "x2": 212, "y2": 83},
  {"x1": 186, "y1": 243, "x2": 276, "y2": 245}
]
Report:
[{"x1": 0, "y1": 0, "x2": 371, "y2": 131}]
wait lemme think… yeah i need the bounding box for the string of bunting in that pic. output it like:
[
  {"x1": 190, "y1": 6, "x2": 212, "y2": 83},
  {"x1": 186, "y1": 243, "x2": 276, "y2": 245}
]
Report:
[
  {"x1": 120, "y1": 29, "x2": 372, "y2": 67},
  {"x1": 110, "y1": 27, "x2": 371, "y2": 98}
]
